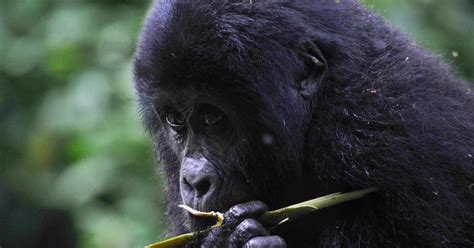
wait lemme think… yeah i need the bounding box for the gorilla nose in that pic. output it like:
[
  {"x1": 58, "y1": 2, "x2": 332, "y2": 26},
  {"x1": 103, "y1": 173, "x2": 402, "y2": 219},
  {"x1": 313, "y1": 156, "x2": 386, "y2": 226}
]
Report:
[
  {"x1": 181, "y1": 158, "x2": 214, "y2": 198},
  {"x1": 184, "y1": 175, "x2": 211, "y2": 197}
]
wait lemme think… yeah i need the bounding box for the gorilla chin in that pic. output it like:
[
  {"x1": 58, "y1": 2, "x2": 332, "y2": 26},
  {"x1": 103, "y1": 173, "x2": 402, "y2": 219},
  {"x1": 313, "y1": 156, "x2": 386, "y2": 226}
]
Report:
[{"x1": 133, "y1": 0, "x2": 474, "y2": 247}]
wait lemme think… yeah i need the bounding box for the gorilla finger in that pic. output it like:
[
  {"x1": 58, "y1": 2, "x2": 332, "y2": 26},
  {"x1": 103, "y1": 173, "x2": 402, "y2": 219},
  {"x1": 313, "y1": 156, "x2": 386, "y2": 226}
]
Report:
[
  {"x1": 226, "y1": 201, "x2": 269, "y2": 219},
  {"x1": 243, "y1": 236, "x2": 287, "y2": 248},
  {"x1": 228, "y1": 219, "x2": 269, "y2": 246},
  {"x1": 201, "y1": 227, "x2": 229, "y2": 247}
]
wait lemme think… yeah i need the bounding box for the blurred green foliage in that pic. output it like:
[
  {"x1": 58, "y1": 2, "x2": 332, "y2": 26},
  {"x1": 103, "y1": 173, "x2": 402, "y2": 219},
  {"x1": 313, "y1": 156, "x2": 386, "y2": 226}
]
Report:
[{"x1": 0, "y1": 0, "x2": 472, "y2": 247}]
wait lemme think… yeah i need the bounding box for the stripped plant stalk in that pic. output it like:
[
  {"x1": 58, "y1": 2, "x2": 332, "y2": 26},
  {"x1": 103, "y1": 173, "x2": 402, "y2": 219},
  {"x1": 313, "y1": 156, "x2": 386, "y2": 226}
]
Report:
[
  {"x1": 145, "y1": 187, "x2": 377, "y2": 248},
  {"x1": 178, "y1": 205, "x2": 225, "y2": 227}
]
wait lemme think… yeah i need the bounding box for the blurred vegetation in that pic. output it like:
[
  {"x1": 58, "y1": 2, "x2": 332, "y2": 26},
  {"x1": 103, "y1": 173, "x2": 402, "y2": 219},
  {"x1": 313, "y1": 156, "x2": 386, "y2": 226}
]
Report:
[{"x1": 0, "y1": 0, "x2": 472, "y2": 247}]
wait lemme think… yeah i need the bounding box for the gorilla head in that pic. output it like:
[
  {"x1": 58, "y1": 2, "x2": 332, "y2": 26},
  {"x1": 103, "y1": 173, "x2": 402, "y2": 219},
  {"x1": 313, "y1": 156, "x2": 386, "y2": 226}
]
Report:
[
  {"x1": 133, "y1": 0, "x2": 474, "y2": 247},
  {"x1": 134, "y1": 0, "x2": 328, "y2": 213}
]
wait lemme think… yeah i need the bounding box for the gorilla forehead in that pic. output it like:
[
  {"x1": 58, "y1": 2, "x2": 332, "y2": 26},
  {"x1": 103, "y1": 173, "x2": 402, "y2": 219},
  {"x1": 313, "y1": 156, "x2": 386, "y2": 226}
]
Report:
[{"x1": 134, "y1": 0, "x2": 308, "y2": 91}]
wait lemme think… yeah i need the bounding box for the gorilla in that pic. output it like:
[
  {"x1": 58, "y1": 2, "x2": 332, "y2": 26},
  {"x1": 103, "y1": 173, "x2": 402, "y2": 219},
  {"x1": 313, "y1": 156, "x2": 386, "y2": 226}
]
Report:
[{"x1": 133, "y1": 0, "x2": 474, "y2": 247}]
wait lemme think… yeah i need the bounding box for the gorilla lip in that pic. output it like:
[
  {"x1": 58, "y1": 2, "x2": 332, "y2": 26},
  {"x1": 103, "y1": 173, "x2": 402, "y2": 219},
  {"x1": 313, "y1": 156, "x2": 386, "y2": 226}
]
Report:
[{"x1": 178, "y1": 205, "x2": 225, "y2": 227}]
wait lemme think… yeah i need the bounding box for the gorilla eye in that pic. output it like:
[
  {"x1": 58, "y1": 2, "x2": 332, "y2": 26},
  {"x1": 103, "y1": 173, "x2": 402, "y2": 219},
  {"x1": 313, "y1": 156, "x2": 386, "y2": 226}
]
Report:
[
  {"x1": 166, "y1": 111, "x2": 185, "y2": 127},
  {"x1": 203, "y1": 110, "x2": 223, "y2": 126}
]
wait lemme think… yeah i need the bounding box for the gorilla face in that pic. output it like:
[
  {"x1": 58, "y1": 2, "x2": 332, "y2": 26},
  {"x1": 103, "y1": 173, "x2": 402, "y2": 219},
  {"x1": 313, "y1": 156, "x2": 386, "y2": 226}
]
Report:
[
  {"x1": 155, "y1": 88, "x2": 254, "y2": 213},
  {"x1": 134, "y1": 17, "x2": 327, "y2": 228},
  {"x1": 145, "y1": 55, "x2": 323, "y2": 227}
]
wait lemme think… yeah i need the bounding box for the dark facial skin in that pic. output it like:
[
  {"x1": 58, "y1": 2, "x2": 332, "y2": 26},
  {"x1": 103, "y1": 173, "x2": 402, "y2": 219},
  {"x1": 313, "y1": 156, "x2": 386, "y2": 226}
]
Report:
[
  {"x1": 160, "y1": 92, "x2": 254, "y2": 213},
  {"x1": 156, "y1": 88, "x2": 289, "y2": 247}
]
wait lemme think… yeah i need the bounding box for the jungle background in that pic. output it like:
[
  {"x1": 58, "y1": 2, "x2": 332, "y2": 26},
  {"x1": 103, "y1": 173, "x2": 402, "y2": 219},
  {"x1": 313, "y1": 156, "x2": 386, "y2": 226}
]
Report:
[{"x1": 0, "y1": 0, "x2": 473, "y2": 247}]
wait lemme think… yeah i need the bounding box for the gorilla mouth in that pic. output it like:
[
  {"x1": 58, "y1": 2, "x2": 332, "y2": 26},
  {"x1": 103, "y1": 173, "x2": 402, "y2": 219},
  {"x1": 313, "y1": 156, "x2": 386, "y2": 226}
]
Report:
[
  {"x1": 183, "y1": 201, "x2": 223, "y2": 230},
  {"x1": 187, "y1": 213, "x2": 221, "y2": 231},
  {"x1": 185, "y1": 195, "x2": 256, "y2": 230}
]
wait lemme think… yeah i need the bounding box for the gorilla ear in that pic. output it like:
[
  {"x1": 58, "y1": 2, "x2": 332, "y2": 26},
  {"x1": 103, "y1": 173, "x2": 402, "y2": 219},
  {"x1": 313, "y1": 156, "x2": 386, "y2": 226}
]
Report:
[{"x1": 296, "y1": 42, "x2": 327, "y2": 99}]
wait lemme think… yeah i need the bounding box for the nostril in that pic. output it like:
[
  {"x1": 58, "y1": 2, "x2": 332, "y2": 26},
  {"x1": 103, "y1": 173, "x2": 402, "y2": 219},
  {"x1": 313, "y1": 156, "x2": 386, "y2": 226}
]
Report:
[
  {"x1": 183, "y1": 178, "x2": 192, "y2": 189},
  {"x1": 194, "y1": 179, "x2": 211, "y2": 197}
]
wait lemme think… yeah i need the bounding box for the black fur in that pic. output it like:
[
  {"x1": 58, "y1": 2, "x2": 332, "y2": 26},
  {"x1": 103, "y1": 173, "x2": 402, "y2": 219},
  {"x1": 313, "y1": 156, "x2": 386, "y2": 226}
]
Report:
[{"x1": 133, "y1": 0, "x2": 474, "y2": 247}]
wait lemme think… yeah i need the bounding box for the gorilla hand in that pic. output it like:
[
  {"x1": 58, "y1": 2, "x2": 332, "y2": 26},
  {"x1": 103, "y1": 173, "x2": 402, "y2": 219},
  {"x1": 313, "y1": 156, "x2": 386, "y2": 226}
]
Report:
[{"x1": 201, "y1": 201, "x2": 286, "y2": 248}]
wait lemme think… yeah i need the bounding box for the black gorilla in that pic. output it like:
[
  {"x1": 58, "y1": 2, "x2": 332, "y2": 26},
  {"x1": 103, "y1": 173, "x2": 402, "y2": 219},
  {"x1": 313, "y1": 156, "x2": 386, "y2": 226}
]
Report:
[{"x1": 133, "y1": 0, "x2": 474, "y2": 247}]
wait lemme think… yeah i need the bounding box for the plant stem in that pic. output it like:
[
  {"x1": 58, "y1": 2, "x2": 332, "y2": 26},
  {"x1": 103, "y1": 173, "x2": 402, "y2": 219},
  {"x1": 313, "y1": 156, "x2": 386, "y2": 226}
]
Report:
[{"x1": 145, "y1": 187, "x2": 377, "y2": 248}]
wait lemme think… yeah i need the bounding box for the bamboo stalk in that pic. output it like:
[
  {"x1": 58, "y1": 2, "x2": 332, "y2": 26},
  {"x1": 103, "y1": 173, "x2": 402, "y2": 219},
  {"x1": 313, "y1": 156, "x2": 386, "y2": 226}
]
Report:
[{"x1": 145, "y1": 187, "x2": 377, "y2": 248}]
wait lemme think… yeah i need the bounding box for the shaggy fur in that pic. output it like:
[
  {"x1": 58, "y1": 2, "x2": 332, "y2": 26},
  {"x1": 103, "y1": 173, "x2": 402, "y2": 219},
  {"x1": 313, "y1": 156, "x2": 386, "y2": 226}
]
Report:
[{"x1": 133, "y1": 0, "x2": 474, "y2": 247}]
